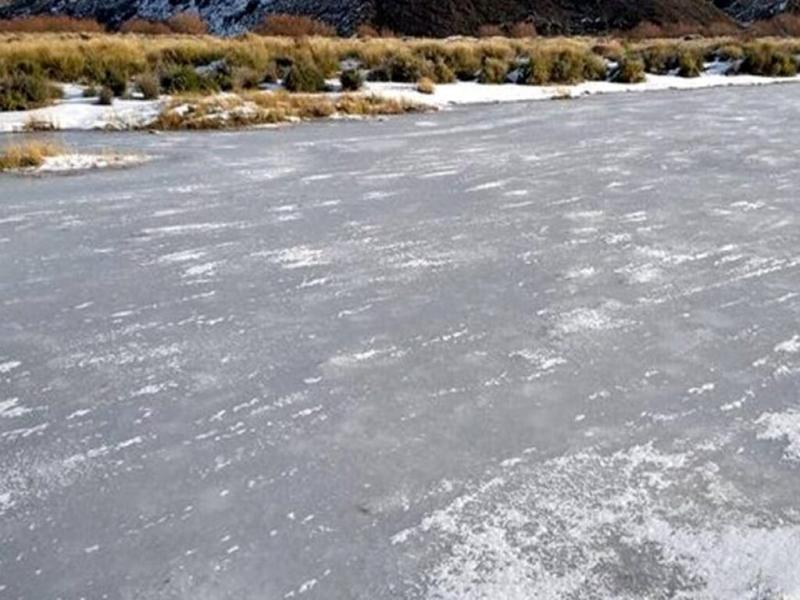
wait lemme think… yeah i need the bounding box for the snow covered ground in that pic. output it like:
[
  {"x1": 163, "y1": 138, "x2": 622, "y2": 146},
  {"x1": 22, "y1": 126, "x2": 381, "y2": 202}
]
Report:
[
  {"x1": 1, "y1": 68, "x2": 799, "y2": 132},
  {"x1": 366, "y1": 69, "x2": 800, "y2": 107},
  {"x1": 0, "y1": 85, "x2": 163, "y2": 133}
]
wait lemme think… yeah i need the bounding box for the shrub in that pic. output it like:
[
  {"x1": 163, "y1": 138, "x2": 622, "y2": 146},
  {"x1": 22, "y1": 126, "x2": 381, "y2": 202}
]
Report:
[
  {"x1": 592, "y1": 40, "x2": 625, "y2": 62},
  {"x1": 83, "y1": 85, "x2": 98, "y2": 98},
  {"x1": 385, "y1": 53, "x2": 425, "y2": 82},
  {"x1": 639, "y1": 44, "x2": 679, "y2": 74},
  {"x1": 509, "y1": 21, "x2": 537, "y2": 39},
  {"x1": 429, "y1": 59, "x2": 456, "y2": 83},
  {"x1": 160, "y1": 64, "x2": 218, "y2": 93},
  {"x1": 583, "y1": 53, "x2": 608, "y2": 80},
  {"x1": 626, "y1": 21, "x2": 665, "y2": 40},
  {"x1": 0, "y1": 16, "x2": 105, "y2": 33},
  {"x1": 356, "y1": 24, "x2": 379, "y2": 38},
  {"x1": 0, "y1": 69, "x2": 62, "y2": 111},
  {"x1": 739, "y1": 44, "x2": 797, "y2": 76},
  {"x1": 677, "y1": 49, "x2": 702, "y2": 77},
  {"x1": 416, "y1": 77, "x2": 435, "y2": 94},
  {"x1": 451, "y1": 46, "x2": 482, "y2": 80},
  {"x1": 119, "y1": 18, "x2": 172, "y2": 35},
  {"x1": 611, "y1": 56, "x2": 646, "y2": 83},
  {"x1": 549, "y1": 50, "x2": 587, "y2": 84},
  {"x1": 135, "y1": 72, "x2": 160, "y2": 99},
  {"x1": 478, "y1": 24, "x2": 504, "y2": 38},
  {"x1": 369, "y1": 53, "x2": 425, "y2": 83},
  {"x1": 263, "y1": 61, "x2": 280, "y2": 84},
  {"x1": 103, "y1": 66, "x2": 128, "y2": 97},
  {"x1": 283, "y1": 60, "x2": 326, "y2": 92},
  {"x1": 0, "y1": 141, "x2": 64, "y2": 171},
  {"x1": 339, "y1": 69, "x2": 364, "y2": 91},
  {"x1": 715, "y1": 44, "x2": 745, "y2": 62},
  {"x1": 166, "y1": 11, "x2": 208, "y2": 35},
  {"x1": 232, "y1": 67, "x2": 262, "y2": 90},
  {"x1": 522, "y1": 48, "x2": 598, "y2": 85},
  {"x1": 97, "y1": 86, "x2": 114, "y2": 105},
  {"x1": 255, "y1": 14, "x2": 335, "y2": 37},
  {"x1": 478, "y1": 57, "x2": 508, "y2": 84}
]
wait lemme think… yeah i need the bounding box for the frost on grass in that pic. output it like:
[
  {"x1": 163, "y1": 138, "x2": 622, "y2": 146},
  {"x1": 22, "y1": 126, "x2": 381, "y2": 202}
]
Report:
[{"x1": 393, "y1": 442, "x2": 800, "y2": 599}]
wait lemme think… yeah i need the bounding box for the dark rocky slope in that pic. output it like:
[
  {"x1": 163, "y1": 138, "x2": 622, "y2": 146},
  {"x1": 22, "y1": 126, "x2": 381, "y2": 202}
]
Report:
[{"x1": 0, "y1": 0, "x2": 797, "y2": 35}]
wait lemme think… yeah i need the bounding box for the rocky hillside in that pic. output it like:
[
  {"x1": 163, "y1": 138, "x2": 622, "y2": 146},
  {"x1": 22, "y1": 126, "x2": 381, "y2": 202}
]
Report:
[{"x1": 0, "y1": 0, "x2": 797, "y2": 35}]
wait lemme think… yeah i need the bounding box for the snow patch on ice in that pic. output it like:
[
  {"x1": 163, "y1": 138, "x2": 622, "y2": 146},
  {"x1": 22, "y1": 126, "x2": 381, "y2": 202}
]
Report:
[
  {"x1": 757, "y1": 410, "x2": 800, "y2": 461},
  {"x1": 34, "y1": 153, "x2": 148, "y2": 173},
  {"x1": 554, "y1": 304, "x2": 631, "y2": 335},
  {"x1": 775, "y1": 335, "x2": 800, "y2": 354},
  {"x1": 268, "y1": 246, "x2": 329, "y2": 270},
  {"x1": 0, "y1": 360, "x2": 21, "y2": 374}
]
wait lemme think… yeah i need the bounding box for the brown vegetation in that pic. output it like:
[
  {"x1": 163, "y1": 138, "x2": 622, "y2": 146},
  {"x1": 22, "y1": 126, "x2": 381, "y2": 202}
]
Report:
[
  {"x1": 416, "y1": 76, "x2": 435, "y2": 94},
  {"x1": 120, "y1": 11, "x2": 208, "y2": 35},
  {"x1": 0, "y1": 140, "x2": 64, "y2": 171},
  {"x1": 148, "y1": 91, "x2": 425, "y2": 130},
  {"x1": 0, "y1": 15, "x2": 104, "y2": 33},
  {"x1": 119, "y1": 18, "x2": 172, "y2": 35},
  {"x1": 254, "y1": 14, "x2": 335, "y2": 37},
  {"x1": 509, "y1": 22, "x2": 537, "y2": 39},
  {"x1": 166, "y1": 11, "x2": 208, "y2": 35}
]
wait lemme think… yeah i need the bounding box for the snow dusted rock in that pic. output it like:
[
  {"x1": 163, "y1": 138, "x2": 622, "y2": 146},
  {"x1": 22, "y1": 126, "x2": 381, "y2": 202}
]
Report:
[{"x1": 715, "y1": 0, "x2": 798, "y2": 22}]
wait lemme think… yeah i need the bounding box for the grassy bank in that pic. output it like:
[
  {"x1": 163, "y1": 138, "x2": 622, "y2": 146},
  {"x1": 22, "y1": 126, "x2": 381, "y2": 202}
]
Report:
[
  {"x1": 1, "y1": 33, "x2": 799, "y2": 94},
  {"x1": 1, "y1": 32, "x2": 799, "y2": 129}
]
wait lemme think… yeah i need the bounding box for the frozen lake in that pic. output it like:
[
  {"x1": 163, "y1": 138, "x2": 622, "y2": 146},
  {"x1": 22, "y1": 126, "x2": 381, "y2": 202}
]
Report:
[{"x1": 2, "y1": 85, "x2": 800, "y2": 599}]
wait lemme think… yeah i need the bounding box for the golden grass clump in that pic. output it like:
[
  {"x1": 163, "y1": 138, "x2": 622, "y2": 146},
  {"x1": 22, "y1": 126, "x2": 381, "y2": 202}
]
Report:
[
  {"x1": 416, "y1": 76, "x2": 435, "y2": 94},
  {"x1": 0, "y1": 140, "x2": 64, "y2": 171}
]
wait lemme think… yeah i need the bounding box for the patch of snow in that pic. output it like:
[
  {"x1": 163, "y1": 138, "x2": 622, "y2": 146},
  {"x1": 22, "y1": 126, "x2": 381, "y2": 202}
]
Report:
[
  {"x1": 268, "y1": 246, "x2": 329, "y2": 270},
  {"x1": 554, "y1": 304, "x2": 631, "y2": 335},
  {"x1": 564, "y1": 266, "x2": 597, "y2": 280},
  {"x1": 775, "y1": 335, "x2": 800, "y2": 354},
  {"x1": 33, "y1": 153, "x2": 148, "y2": 173},
  {"x1": 0, "y1": 86, "x2": 163, "y2": 132},
  {"x1": 0, "y1": 360, "x2": 21, "y2": 374},
  {"x1": 757, "y1": 410, "x2": 800, "y2": 461},
  {"x1": 365, "y1": 70, "x2": 800, "y2": 108}
]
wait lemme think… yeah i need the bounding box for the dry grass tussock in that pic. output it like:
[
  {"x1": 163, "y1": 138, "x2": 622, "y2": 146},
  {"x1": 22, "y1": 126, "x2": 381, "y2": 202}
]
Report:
[
  {"x1": 0, "y1": 140, "x2": 65, "y2": 170},
  {"x1": 149, "y1": 91, "x2": 425, "y2": 130}
]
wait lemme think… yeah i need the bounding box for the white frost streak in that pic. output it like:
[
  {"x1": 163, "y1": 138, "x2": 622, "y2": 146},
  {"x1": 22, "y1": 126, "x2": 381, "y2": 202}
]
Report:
[{"x1": 268, "y1": 246, "x2": 329, "y2": 270}]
